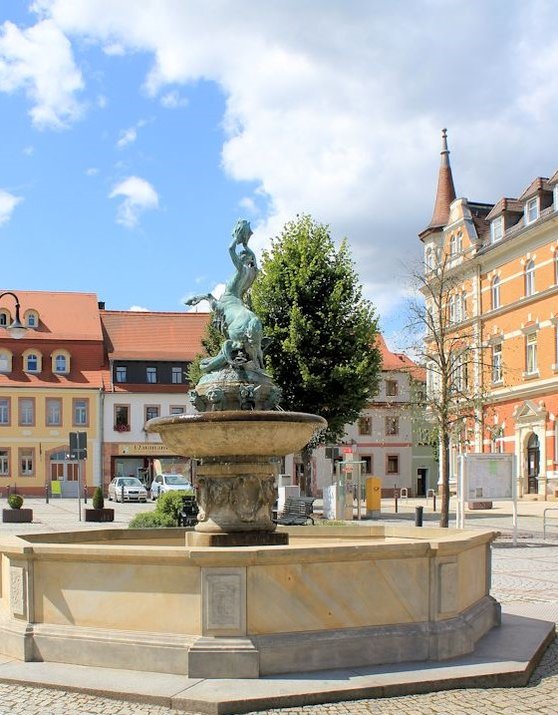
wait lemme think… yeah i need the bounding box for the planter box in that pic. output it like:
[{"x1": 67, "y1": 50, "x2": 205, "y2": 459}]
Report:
[
  {"x1": 84, "y1": 508, "x2": 115, "y2": 522},
  {"x1": 2, "y1": 508, "x2": 33, "y2": 523}
]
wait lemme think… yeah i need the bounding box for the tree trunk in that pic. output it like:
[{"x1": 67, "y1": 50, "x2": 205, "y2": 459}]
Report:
[
  {"x1": 300, "y1": 446, "x2": 314, "y2": 496},
  {"x1": 440, "y1": 430, "x2": 450, "y2": 528}
]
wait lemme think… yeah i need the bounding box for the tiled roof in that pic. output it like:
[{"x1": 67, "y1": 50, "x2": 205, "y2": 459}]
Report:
[
  {"x1": 376, "y1": 334, "x2": 424, "y2": 380},
  {"x1": 101, "y1": 310, "x2": 209, "y2": 361},
  {"x1": 486, "y1": 198, "x2": 523, "y2": 221},
  {"x1": 518, "y1": 177, "x2": 551, "y2": 201},
  {"x1": 426, "y1": 129, "x2": 456, "y2": 231},
  {"x1": 0, "y1": 290, "x2": 103, "y2": 341}
]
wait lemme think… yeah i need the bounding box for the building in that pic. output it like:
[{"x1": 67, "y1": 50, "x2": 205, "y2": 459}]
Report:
[
  {"x1": 100, "y1": 309, "x2": 208, "y2": 486},
  {"x1": 421, "y1": 130, "x2": 558, "y2": 498},
  {"x1": 0, "y1": 291, "x2": 107, "y2": 497}
]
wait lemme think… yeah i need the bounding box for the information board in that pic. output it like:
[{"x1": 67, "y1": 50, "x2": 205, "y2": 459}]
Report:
[{"x1": 460, "y1": 453, "x2": 515, "y2": 501}]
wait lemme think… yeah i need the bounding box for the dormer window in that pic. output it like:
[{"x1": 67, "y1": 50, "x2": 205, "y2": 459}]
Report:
[
  {"x1": 51, "y1": 350, "x2": 70, "y2": 375},
  {"x1": 490, "y1": 217, "x2": 503, "y2": 243},
  {"x1": 0, "y1": 310, "x2": 9, "y2": 327},
  {"x1": 0, "y1": 350, "x2": 12, "y2": 373},
  {"x1": 449, "y1": 232, "x2": 462, "y2": 256},
  {"x1": 24, "y1": 352, "x2": 41, "y2": 373},
  {"x1": 525, "y1": 197, "x2": 539, "y2": 225},
  {"x1": 25, "y1": 310, "x2": 39, "y2": 328}
]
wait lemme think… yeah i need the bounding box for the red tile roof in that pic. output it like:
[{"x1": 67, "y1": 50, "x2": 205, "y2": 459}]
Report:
[
  {"x1": 101, "y1": 310, "x2": 209, "y2": 361},
  {"x1": 486, "y1": 198, "x2": 524, "y2": 221},
  {"x1": 518, "y1": 177, "x2": 551, "y2": 201},
  {"x1": 426, "y1": 129, "x2": 456, "y2": 230},
  {"x1": 0, "y1": 290, "x2": 102, "y2": 342},
  {"x1": 376, "y1": 334, "x2": 425, "y2": 380}
]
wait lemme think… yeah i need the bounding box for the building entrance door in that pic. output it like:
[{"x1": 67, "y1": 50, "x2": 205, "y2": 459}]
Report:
[
  {"x1": 416, "y1": 468, "x2": 427, "y2": 496},
  {"x1": 526, "y1": 433, "x2": 539, "y2": 495},
  {"x1": 50, "y1": 450, "x2": 80, "y2": 497}
]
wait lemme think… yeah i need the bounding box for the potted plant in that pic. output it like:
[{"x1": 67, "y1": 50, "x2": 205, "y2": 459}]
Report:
[
  {"x1": 2, "y1": 493, "x2": 33, "y2": 523},
  {"x1": 84, "y1": 486, "x2": 114, "y2": 522}
]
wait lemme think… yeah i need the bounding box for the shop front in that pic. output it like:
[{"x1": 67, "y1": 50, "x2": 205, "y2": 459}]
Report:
[{"x1": 103, "y1": 442, "x2": 190, "y2": 489}]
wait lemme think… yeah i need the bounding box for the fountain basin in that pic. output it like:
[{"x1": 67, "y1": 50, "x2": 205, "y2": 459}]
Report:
[{"x1": 0, "y1": 526, "x2": 500, "y2": 678}]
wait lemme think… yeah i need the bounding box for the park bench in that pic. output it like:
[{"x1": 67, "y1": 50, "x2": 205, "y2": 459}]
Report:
[
  {"x1": 273, "y1": 496, "x2": 315, "y2": 526},
  {"x1": 178, "y1": 495, "x2": 199, "y2": 527}
]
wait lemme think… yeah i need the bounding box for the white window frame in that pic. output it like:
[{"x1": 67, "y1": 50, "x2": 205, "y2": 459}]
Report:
[
  {"x1": 491, "y1": 276, "x2": 500, "y2": 310},
  {"x1": 490, "y1": 216, "x2": 504, "y2": 243},
  {"x1": 115, "y1": 366, "x2": 127, "y2": 383},
  {"x1": 0, "y1": 399, "x2": 9, "y2": 425},
  {"x1": 525, "y1": 259, "x2": 535, "y2": 297},
  {"x1": 54, "y1": 354, "x2": 67, "y2": 374},
  {"x1": 146, "y1": 367, "x2": 157, "y2": 384},
  {"x1": 171, "y1": 366, "x2": 183, "y2": 384},
  {"x1": 492, "y1": 343, "x2": 503, "y2": 383},
  {"x1": 525, "y1": 197, "x2": 539, "y2": 225},
  {"x1": 526, "y1": 333, "x2": 537, "y2": 375}
]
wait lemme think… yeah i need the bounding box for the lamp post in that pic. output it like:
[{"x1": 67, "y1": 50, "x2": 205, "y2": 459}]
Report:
[{"x1": 0, "y1": 292, "x2": 26, "y2": 339}]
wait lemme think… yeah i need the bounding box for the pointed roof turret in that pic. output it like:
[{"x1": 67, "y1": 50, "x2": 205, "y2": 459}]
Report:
[{"x1": 420, "y1": 129, "x2": 456, "y2": 239}]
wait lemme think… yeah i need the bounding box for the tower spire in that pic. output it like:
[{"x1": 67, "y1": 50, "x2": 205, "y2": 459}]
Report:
[{"x1": 427, "y1": 128, "x2": 456, "y2": 229}]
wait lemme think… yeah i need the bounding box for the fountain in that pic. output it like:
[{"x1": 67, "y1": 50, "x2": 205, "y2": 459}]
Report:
[{"x1": 0, "y1": 220, "x2": 502, "y2": 686}]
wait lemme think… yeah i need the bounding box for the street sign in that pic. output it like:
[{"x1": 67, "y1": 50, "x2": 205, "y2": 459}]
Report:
[{"x1": 69, "y1": 431, "x2": 87, "y2": 460}]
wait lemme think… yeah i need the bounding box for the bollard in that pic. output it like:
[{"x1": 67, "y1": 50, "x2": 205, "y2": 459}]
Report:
[
  {"x1": 394, "y1": 491, "x2": 399, "y2": 514},
  {"x1": 45, "y1": 484, "x2": 49, "y2": 504},
  {"x1": 83, "y1": 485, "x2": 87, "y2": 504},
  {"x1": 415, "y1": 506, "x2": 424, "y2": 527},
  {"x1": 433, "y1": 493, "x2": 437, "y2": 512}
]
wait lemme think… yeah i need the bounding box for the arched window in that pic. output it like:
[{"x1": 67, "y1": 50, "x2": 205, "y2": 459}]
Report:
[
  {"x1": 23, "y1": 350, "x2": 42, "y2": 374},
  {"x1": 55, "y1": 355, "x2": 66, "y2": 373},
  {"x1": 425, "y1": 247, "x2": 433, "y2": 271},
  {"x1": 525, "y1": 259, "x2": 535, "y2": 297},
  {"x1": 51, "y1": 350, "x2": 70, "y2": 375},
  {"x1": 0, "y1": 310, "x2": 9, "y2": 327},
  {"x1": 24, "y1": 310, "x2": 39, "y2": 328},
  {"x1": 0, "y1": 350, "x2": 12, "y2": 373},
  {"x1": 491, "y1": 276, "x2": 500, "y2": 310}
]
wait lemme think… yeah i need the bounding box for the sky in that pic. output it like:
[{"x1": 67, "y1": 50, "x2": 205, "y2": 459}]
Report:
[{"x1": 1, "y1": 1, "x2": 558, "y2": 347}]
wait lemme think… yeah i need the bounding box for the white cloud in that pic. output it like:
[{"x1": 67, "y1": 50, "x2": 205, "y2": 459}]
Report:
[
  {"x1": 116, "y1": 126, "x2": 137, "y2": 149},
  {"x1": 239, "y1": 196, "x2": 258, "y2": 215},
  {"x1": 129, "y1": 304, "x2": 149, "y2": 311},
  {"x1": 19, "y1": 2, "x2": 558, "y2": 322},
  {"x1": 109, "y1": 175, "x2": 159, "y2": 228},
  {"x1": 0, "y1": 189, "x2": 23, "y2": 226},
  {"x1": 85, "y1": 167, "x2": 99, "y2": 176},
  {"x1": 183, "y1": 283, "x2": 225, "y2": 312},
  {"x1": 160, "y1": 90, "x2": 187, "y2": 108},
  {"x1": 0, "y1": 18, "x2": 84, "y2": 129},
  {"x1": 22, "y1": 145, "x2": 34, "y2": 156}
]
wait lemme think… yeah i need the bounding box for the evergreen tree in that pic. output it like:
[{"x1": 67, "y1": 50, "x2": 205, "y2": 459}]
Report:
[{"x1": 251, "y1": 215, "x2": 381, "y2": 494}]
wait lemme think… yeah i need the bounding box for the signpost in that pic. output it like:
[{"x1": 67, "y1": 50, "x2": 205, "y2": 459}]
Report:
[{"x1": 69, "y1": 432, "x2": 87, "y2": 521}]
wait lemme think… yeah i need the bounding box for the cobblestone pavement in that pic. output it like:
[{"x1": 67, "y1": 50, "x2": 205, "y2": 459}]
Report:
[{"x1": 1, "y1": 506, "x2": 558, "y2": 714}]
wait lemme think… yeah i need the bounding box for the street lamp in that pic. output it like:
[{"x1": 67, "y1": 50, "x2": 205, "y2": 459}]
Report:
[{"x1": 0, "y1": 291, "x2": 26, "y2": 339}]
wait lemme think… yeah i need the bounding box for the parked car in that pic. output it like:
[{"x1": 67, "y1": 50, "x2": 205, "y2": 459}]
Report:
[
  {"x1": 108, "y1": 477, "x2": 148, "y2": 503},
  {"x1": 150, "y1": 473, "x2": 192, "y2": 499}
]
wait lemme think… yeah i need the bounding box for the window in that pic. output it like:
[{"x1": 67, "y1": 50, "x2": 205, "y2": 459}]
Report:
[
  {"x1": 425, "y1": 247, "x2": 434, "y2": 271},
  {"x1": 385, "y1": 380, "x2": 398, "y2": 397},
  {"x1": 460, "y1": 291, "x2": 467, "y2": 320},
  {"x1": 385, "y1": 416, "x2": 399, "y2": 436},
  {"x1": 73, "y1": 399, "x2": 88, "y2": 426},
  {"x1": 491, "y1": 427, "x2": 504, "y2": 454},
  {"x1": 19, "y1": 448, "x2": 34, "y2": 476},
  {"x1": 387, "y1": 455, "x2": 399, "y2": 475},
  {"x1": 25, "y1": 353, "x2": 39, "y2": 373},
  {"x1": 146, "y1": 366, "x2": 157, "y2": 384},
  {"x1": 114, "y1": 404, "x2": 130, "y2": 431},
  {"x1": 0, "y1": 311, "x2": 7, "y2": 326},
  {"x1": 0, "y1": 350, "x2": 11, "y2": 373},
  {"x1": 145, "y1": 405, "x2": 160, "y2": 422},
  {"x1": 0, "y1": 398, "x2": 9, "y2": 425},
  {"x1": 19, "y1": 398, "x2": 35, "y2": 426},
  {"x1": 115, "y1": 366, "x2": 127, "y2": 383},
  {"x1": 448, "y1": 295, "x2": 456, "y2": 323},
  {"x1": 46, "y1": 398, "x2": 62, "y2": 426},
  {"x1": 525, "y1": 259, "x2": 535, "y2": 297},
  {"x1": 53, "y1": 353, "x2": 68, "y2": 374},
  {"x1": 491, "y1": 276, "x2": 500, "y2": 310},
  {"x1": 171, "y1": 366, "x2": 183, "y2": 384},
  {"x1": 491, "y1": 216, "x2": 504, "y2": 243},
  {"x1": 362, "y1": 455, "x2": 372, "y2": 475},
  {"x1": 453, "y1": 352, "x2": 468, "y2": 392},
  {"x1": 526, "y1": 333, "x2": 537, "y2": 375},
  {"x1": 525, "y1": 197, "x2": 539, "y2": 224},
  {"x1": 358, "y1": 416, "x2": 371, "y2": 435},
  {"x1": 170, "y1": 405, "x2": 185, "y2": 415},
  {"x1": 25, "y1": 311, "x2": 38, "y2": 328},
  {"x1": 0, "y1": 449, "x2": 9, "y2": 476},
  {"x1": 450, "y1": 232, "x2": 462, "y2": 256},
  {"x1": 492, "y1": 343, "x2": 503, "y2": 383}
]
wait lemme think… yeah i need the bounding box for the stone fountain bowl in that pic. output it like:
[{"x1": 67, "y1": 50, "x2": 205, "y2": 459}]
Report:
[{"x1": 145, "y1": 410, "x2": 327, "y2": 458}]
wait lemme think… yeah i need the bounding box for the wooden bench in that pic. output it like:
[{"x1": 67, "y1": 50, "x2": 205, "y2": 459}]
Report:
[{"x1": 273, "y1": 496, "x2": 315, "y2": 526}]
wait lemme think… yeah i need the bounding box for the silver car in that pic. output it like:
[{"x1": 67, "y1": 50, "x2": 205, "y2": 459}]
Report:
[
  {"x1": 150, "y1": 473, "x2": 192, "y2": 499},
  {"x1": 108, "y1": 477, "x2": 148, "y2": 503}
]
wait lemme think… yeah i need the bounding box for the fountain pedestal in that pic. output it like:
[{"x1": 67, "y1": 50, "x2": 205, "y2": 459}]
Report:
[{"x1": 146, "y1": 410, "x2": 326, "y2": 546}]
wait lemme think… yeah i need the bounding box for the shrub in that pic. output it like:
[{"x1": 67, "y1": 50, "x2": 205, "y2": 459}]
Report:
[
  {"x1": 92, "y1": 487, "x2": 104, "y2": 510},
  {"x1": 156, "y1": 490, "x2": 192, "y2": 525},
  {"x1": 128, "y1": 511, "x2": 175, "y2": 529},
  {"x1": 8, "y1": 494, "x2": 23, "y2": 509}
]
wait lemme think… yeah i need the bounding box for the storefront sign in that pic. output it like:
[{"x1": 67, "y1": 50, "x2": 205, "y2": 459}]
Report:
[{"x1": 118, "y1": 443, "x2": 174, "y2": 455}]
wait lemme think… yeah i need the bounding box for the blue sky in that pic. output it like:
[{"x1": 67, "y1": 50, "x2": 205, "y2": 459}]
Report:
[{"x1": 1, "y1": 1, "x2": 558, "y2": 347}]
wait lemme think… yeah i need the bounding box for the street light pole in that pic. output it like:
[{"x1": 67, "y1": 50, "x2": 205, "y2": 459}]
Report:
[{"x1": 0, "y1": 291, "x2": 27, "y2": 339}]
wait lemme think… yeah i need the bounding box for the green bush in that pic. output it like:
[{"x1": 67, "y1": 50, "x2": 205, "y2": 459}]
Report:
[
  {"x1": 156, "y1": 490, "x2": 192, "y2": 525},
  {"x1": 128, "y1": 511, "x2": 175, "y2": 529},
  {"x1": 92, "y1": 487, "x2": 104, "y2": 510},
  {"x1": 8, "y1": 494, "x2": 23, "y2": 509}
]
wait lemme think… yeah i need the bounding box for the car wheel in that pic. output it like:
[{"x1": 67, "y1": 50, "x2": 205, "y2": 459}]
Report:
[{"x1": 108, "y1": 494, "x2": 112, "y2": 501}]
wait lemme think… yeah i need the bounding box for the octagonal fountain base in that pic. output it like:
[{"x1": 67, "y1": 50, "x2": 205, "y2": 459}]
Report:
[{"x1": 0, "y1": 526, "x2": 501, "y2": 679}]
